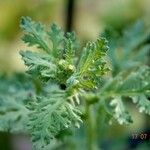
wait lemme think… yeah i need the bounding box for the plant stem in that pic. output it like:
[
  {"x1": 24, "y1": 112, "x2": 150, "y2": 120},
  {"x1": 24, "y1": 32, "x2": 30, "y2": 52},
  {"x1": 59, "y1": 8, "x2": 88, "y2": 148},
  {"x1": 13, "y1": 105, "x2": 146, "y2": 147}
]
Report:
[
  {"x1": 85, "y1": 102, "x2": 98, "y2": 150},
  {"x1": 96, "y1": 106, "x2": 106, "y2": 142}
]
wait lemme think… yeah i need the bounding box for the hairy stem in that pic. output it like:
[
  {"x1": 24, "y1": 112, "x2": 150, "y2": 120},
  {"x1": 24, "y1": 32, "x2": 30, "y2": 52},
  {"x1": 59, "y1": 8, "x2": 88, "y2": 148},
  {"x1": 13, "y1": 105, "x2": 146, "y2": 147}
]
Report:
[
  {"x1": 85, "y1": 102, "x2": 98, "y2": 150},
  {"x1": 96, "y1": 106, "x2": 106, "y2": 142}
]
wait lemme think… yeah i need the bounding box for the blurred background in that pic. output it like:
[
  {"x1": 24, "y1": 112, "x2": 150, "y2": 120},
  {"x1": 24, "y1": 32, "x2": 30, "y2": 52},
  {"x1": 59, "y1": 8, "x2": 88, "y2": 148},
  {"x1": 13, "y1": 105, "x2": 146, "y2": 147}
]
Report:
[{"x1": 0, "y1": 0, "x2": 150, "y2": 150}]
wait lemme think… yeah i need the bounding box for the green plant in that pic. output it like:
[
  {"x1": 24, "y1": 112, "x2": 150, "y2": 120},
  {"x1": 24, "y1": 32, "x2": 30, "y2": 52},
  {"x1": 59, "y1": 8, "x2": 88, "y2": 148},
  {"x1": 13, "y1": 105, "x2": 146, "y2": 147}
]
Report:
[
  {"x1": 0, "y1": 17, "x2": 150, "y2": 150},
  {"x1": 102, "y1": 20, "x2": 150, "y2": 76}
]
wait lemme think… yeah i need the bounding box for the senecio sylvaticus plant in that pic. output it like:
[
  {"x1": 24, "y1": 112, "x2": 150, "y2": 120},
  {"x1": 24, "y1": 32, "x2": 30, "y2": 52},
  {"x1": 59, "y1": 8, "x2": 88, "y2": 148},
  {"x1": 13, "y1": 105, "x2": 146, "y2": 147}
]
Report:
[{"x1": 0, "y1": 17, "x2": 149, "y2": 150}]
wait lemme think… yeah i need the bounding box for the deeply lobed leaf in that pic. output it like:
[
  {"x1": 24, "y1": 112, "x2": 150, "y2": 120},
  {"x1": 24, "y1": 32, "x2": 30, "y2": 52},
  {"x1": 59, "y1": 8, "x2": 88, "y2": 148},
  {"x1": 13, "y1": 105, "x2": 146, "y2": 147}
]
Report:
[
  {"x1": 100, "y1": 66, "x2": 150, "y2": 124},
  {"x1": 110, "y1": 97, "x2": 133, "y2": 125},
  {"x1": 27, "y1": 84, "x2": 82, "y2": 149},
  {"x1": 67, "y1": 38, "x2": 109, "y2": 90},
  {"x1": 20, "y1": 17, "x2": 50, "y2": 53}
]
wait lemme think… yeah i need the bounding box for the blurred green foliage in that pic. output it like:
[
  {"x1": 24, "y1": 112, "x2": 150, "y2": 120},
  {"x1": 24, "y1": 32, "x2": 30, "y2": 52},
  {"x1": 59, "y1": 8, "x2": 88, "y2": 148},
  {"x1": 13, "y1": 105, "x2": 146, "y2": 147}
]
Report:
[
  {"x1": 102, "y1": 20, "x2": 150, "y2": 76},
  {"x1": 0, "y1": 73, "x2": 35, "y2": 133}
]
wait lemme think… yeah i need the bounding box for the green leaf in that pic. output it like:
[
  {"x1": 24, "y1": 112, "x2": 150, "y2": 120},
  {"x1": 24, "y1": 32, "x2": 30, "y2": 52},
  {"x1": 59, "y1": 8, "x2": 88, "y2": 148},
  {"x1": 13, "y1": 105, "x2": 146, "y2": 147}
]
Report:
[
  {"x1": 101, "y1": 66, "x2": 150, "y2": 97},
  {"x1": 77, "y1": 38, "x2": 108, "y2": 75},
  {"x1": 122, "y1": 21, "x2": 147, "y2": 51},
  {"x1": 20, "y1": 17, "x2": 50, "y2": 53},
  {"x1": 0, "y1": 95, "x2": 29, "y2": 133},
  {"x1": 64, "y1": 32, "x2": 77, "y2": 65},
  {"x1": 27, "y1": 84, "x2": 82, "y2": 148},
  {"x1": 132, "y1": 95, "x2": 150, "y2": 115},
  {"x1": 100, "y1": 66, "x2": 150, "y2": 123},
  {"x1": 102, "y1": 21, "x2": 150, "y2": 76},
  {"x1": 48, "y1": 23, "x2": 64, "y2": 57},
  {"x1": 20, "y1": 50, "x2": 57, "y2": 80},
  {"x1": 67, "y1": 38, "x2": 109, "y2": 90},
  {"x1": 110, "y1": 97, "x2": 133, "y2": 124},
  {"x1": 0, "y1": 74, "x2": 35, "y2": 133}
]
